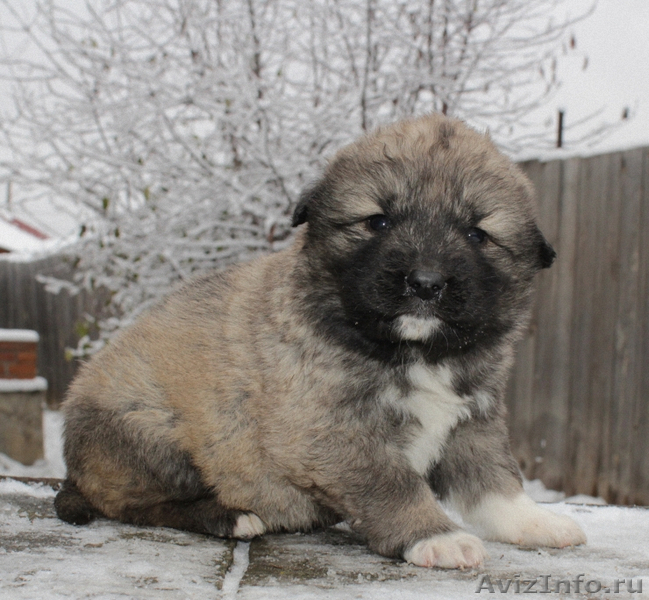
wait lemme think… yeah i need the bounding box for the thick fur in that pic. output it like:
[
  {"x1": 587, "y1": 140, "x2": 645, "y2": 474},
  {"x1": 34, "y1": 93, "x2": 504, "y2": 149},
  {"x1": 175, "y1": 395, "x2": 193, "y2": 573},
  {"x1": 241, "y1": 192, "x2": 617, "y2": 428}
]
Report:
[{"x1": 56, "y1": 114, "x2": 584, "y2": 567}]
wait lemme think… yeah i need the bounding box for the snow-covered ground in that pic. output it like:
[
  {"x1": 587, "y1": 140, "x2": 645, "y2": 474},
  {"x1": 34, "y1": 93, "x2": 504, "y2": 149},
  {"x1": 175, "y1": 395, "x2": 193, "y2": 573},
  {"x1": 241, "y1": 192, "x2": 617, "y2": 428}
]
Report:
[
  {"x1": 1, "y1": 476, "x2": 646, "y2": 600},
  {"x1": 4, "y1": 409, "x2": 647, "y2": 600}
]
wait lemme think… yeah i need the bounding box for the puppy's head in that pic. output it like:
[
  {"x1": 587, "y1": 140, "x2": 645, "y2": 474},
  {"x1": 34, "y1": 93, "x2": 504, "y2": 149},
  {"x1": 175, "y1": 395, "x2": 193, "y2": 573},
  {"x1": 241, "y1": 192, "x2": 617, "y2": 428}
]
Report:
[{"x1": 293, "y1": 114, "x2": 554, "y2": 353}]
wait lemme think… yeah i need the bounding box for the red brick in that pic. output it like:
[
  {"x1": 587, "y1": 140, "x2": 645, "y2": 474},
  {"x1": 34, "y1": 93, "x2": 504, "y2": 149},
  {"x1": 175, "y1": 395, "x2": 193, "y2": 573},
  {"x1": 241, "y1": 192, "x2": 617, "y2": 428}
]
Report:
[
  {"x1": 7, "y1": 363, "x2": 37, "y2": 379},
  {"x1": 0, "y1": 341, "x2": 37, "y2": 352},
  {"x1": 0, "y1": 340, "x2": 39, "y2": 379}
]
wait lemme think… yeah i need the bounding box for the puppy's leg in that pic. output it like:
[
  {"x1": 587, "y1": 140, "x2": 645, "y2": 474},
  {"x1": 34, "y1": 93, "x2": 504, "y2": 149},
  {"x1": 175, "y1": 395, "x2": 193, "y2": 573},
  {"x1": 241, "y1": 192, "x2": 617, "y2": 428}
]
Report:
[
  {"x1": 119, "y1": 497, "x2": 266, "y2": 539},
  {"x1": 57, "y1": 401, "x2": 266, "y2": 539},
  {"x1": 303, "y1": 449, "x2": 487, "y2": 569},
  {"x1": 353, "y1": 477, "x2": 487, "y2": 569},
  {"x1": 459, "y1": 490, "x2": 586, "y2": 548},
  {"x1": 429, "y1": 408, "x2": 585, "y2": 548},
  {"x1": 56, "y1": 476, "x2": 268, "y2": 539}
]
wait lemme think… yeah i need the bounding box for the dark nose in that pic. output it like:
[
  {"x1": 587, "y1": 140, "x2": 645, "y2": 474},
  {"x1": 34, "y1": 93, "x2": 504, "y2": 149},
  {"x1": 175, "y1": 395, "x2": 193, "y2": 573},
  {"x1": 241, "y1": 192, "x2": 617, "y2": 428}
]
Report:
[{"x1": 406, "y1": 270, "x2": 447, "y2": 300}]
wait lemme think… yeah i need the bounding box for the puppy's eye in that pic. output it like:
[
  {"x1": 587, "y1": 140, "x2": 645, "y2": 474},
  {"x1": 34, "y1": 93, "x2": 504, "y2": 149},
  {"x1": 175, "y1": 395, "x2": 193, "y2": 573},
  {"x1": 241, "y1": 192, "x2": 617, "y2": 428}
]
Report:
[
  {"x1": 367, "y1": 214, "x2": 392, "y2": 231},
  {"x1": 467, "y1": 227, "x2": 487, "y2": 244}
]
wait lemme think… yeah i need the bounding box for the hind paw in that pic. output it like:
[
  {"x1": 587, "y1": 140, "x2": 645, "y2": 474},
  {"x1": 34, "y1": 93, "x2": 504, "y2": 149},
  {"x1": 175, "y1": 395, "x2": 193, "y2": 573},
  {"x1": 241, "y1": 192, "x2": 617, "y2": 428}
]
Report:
[{"x1": 232, "y1": 513, "x2": 266, "y2": 539}]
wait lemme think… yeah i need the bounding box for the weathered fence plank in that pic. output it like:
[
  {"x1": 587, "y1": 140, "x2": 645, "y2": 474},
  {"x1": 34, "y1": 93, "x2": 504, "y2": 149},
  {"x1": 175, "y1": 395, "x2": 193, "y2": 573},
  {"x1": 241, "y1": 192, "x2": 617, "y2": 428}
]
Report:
[
  {"x1": 634, "y1": 148, "x2": 649, "y2": 502},
  {"x1": 610, "y1": 148, "x2": 645, "y2": 504}
]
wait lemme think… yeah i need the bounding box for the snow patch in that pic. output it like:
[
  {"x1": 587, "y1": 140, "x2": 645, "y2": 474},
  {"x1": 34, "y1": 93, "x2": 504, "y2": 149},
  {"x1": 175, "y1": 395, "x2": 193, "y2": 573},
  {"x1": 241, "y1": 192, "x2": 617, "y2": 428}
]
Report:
[
  {"x1": 524, "y1": 478, "x2": 606, "y2": 506},
  {"x1": 0, "y1": 377, "x2": 48, "y2": 392},
  {"x1": 0, "y1": 478, "x2": 56, "y2": 498},
  {"x1": 565, "y1": 494, "x2": 608, "y2": 505},
  {"x1": 221, "y1": 541, "x2": 251, "y2": 599},
  {"x1": 0, "y1": 217, "x2": 47, "y2": 253},
  {"x1": 0, "y1": 329, "x2": 39, "y2": 342},
  {"x1": 524, "y1": 478, "x2": 566, "y2": 503}
]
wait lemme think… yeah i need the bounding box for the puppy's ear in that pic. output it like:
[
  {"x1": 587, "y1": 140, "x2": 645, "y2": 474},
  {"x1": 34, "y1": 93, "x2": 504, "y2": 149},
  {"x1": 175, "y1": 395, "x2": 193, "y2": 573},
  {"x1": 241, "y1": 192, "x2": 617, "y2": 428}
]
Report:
[
  {"x1": 292, "y1": 180, "x2": 327, "y2": 227},
  {"x1": 537, "y1": 231, "x2": 556, "y2": 269},
  {"x1": 291, "y1": 190, "x2": 311, "y2": 227}
]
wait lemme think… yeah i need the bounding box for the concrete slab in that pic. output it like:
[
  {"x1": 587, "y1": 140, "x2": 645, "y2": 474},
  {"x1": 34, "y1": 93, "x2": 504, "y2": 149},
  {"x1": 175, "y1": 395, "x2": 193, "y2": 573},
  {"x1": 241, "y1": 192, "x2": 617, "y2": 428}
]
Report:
[
  {"x1": 1, "y1": 477, "x2": 648, "y2": 599},
  {"x1": 0, "y1": 390, "x2": 45, "y2": 465},
  {"x1": 0, "y1": 478, "x2": 233, "y2": 599}
]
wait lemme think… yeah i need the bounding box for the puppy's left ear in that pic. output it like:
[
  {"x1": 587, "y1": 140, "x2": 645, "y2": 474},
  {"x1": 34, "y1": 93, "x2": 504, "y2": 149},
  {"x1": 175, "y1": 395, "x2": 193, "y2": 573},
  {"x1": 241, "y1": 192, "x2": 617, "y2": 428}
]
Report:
[
  {"x1": 292, "y1": 180, "x2": 327, "y2": 227},
  {"x1": 537, "y1": 232, "x2": 556, "y2": 269},
  {"x1": 291, "y1": 190, "x2": 311, "y2": 227}
]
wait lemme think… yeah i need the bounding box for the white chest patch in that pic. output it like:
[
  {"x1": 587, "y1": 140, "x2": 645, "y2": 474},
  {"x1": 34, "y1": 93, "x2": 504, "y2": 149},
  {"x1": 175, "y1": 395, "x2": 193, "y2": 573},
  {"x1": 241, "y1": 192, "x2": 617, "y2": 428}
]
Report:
[{"x1": 399, "y1": 363, "x2": 471, "y2": 475}]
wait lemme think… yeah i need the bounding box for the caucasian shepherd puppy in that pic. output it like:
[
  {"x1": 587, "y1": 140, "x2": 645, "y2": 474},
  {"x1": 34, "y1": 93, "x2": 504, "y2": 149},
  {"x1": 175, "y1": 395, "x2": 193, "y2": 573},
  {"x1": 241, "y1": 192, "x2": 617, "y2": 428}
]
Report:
[{"x1": 56, "y1": 114, "x2": 585, "y2": 568}]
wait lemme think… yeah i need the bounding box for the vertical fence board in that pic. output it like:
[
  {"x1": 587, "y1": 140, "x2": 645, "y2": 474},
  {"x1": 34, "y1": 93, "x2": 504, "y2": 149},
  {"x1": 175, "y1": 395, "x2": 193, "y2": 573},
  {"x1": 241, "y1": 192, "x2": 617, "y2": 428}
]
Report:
[
  {"x1": 545, "y1": 157, "x2": 580, "y2": 491},
  {"x1": 564, "y1": 154, "x2": 609, "y2": 496},
  {"x1": 527, "y1": 159, "x2": 564, "y2": 487},
  {"x1": 610, "y1": 149, "x2": 644, "y2": 503},
  {"x1": 505, "y1": 160, "x2": 541, "y2": 478},
  {"x1": 633, "y1": 148, "x2": 649, "y2": 504}
]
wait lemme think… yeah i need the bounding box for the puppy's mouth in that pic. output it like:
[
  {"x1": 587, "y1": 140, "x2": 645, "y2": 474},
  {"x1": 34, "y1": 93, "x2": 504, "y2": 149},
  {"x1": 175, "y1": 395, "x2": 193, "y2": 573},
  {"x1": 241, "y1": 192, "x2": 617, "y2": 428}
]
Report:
[
  {"x1": 389, "y1": 310, "x2": 484, "y2": 348},
  {"x1": 392, "y1": 314, "x2": 444, "y2": 342},
  {"x1": 389, "y1": 280, "x2": 475, "y2": 343}
]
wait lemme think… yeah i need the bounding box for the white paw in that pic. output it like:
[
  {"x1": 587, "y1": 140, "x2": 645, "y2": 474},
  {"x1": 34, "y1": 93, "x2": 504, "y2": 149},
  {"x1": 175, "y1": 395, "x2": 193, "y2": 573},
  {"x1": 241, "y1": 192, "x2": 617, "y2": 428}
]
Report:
[
  {"x1": 511, "y1": 508, "x2": 586, "y2": 548},
  {"x1": 232, "y1": 513, "x2": 266, "y2": 539},
  {"x1": 403, "y1": 531, "x2": 488, "y2": 569},
  {"x1": 463, "y1": 492, "x2": 586, "y2": 548}
]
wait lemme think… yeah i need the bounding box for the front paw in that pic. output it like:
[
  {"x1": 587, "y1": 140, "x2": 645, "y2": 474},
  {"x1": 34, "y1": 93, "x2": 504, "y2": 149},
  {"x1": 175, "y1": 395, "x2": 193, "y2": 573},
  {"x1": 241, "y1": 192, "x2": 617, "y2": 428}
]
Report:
[
  {"x1": 404, "y1": 531, "x2": 488, "y2": 569},
  {"x1": 464, "y1": 492, "x2": 586, "y2": 548},
  {"x1": 511, "y1": 508, "x2": 586, "y2": 548}
]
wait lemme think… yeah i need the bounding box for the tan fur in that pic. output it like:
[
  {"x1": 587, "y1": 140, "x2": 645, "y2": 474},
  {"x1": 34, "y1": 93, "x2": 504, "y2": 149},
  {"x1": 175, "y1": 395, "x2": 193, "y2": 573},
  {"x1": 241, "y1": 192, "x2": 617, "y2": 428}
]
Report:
[{"x1": 57, "y1": 114, "x2": 584, "y2": 568}]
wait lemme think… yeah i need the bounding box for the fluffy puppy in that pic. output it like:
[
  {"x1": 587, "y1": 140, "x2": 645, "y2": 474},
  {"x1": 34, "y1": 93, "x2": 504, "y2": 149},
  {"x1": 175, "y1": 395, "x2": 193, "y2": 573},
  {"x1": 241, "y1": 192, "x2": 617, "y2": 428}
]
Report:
[{"x1": 55, "y1": 114, "x2": 585, "y2": 568}]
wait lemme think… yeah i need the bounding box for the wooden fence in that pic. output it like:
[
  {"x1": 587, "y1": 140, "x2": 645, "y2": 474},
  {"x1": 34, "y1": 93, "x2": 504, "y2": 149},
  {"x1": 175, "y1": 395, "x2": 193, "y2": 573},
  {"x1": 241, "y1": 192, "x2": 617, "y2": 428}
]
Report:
[
  {"x1": 508, "y1": 147, "x2": 649, "y2": 505},
  {"x1": 0, "y1": 146, "x2": 647, "y2": 504},
  {"x1": 0, "y1": 256, "x2": 103, "y2": 407}
]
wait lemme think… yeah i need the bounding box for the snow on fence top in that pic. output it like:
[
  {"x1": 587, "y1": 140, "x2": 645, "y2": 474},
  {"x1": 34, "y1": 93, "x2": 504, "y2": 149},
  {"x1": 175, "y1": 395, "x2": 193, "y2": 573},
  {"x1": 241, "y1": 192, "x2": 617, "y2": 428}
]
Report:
[{"x1": 0, "y1": 329, "x2": 40, "y2": 343}]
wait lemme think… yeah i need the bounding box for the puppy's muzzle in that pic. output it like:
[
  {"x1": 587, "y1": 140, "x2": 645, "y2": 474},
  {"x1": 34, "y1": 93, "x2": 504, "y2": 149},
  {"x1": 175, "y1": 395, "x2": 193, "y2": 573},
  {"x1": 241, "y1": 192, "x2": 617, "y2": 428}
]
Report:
[{"x1": 406, "y1": 270, "x2": 448, "y2": 300}]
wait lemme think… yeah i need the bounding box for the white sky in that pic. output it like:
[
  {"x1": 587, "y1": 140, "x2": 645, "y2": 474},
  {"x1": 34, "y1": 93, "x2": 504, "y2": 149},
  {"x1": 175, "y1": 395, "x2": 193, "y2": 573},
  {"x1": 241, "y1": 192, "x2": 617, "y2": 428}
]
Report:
[{"x1": 527, "y1": 0, "x2": 649, "y2": 158}]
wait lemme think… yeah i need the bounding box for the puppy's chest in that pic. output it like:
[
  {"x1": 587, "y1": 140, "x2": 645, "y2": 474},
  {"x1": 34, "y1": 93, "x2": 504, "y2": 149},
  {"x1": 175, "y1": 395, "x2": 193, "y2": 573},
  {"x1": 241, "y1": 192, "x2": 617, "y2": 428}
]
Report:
[{"x1": 385, "y1": 363, "x2": 472, "y2": 475}]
